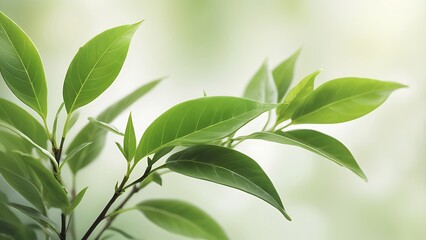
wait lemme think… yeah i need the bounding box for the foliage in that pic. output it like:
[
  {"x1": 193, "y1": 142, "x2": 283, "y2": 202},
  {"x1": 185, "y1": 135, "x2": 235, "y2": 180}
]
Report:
[{"x1": 0, "y1": 11, "x2": 405, "y2": 240}]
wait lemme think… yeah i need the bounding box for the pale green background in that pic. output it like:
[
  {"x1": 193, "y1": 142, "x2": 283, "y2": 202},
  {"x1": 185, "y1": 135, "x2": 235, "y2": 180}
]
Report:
[{"x1": 0, "y1": 0, "x2": 425, "y2": 239}]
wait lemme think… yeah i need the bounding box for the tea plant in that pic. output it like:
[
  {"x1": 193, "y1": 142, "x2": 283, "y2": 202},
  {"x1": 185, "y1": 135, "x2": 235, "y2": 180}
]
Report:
[{"x1": 0, "y1": 11, "x2": 405, "y2": 240}]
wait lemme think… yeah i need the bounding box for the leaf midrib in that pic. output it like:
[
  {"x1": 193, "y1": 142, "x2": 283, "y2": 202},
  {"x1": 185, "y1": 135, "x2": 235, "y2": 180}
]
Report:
[
  {"x1": 68, "y1": 26, "x2": 135, "y2": 113},
  {"x1": 169, "y1": 159, "x2": 283, "y2": 211},
  {"x1": 0, "y1": 23, "x2": 44, "y2": 117},
  {"x1": 140, "y1": 205, "x2": 218, "y2": 240},
  {"x1": 293, "y1": 87, "x2": 392, "y2": 123}
]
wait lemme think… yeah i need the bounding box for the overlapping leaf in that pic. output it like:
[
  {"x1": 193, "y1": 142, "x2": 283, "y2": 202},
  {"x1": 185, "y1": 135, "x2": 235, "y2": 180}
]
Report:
[
  {"x1": 292, "y1": 78, "x2": 406, "y2": 124},
  {"x1": 240, "y1": 130, "x2": 366, "y2": 180},
  {"x1": 67, "y1": 79, "x2": 161, "y2": 173},
  {"x1": 0, "y1": 11, "x2": 48, "y2": 118},
  {"x1": 166, "y1": 145, "x2": 291, "y2": 220},
  {"x1": 137, "y1": 199, "x2": 228, "y2": 240},
  {"x1": 63, "y1": 22, "x2": 141, "y2": 113},
  {"x1": 135, "y1": 96, "x2": 274, "y2": 160},
  {"x1": 272, "y1": 49, "x2": 301, "y2": 101},
  {"x1": 0, "y1": 99, "x2": 47, "y2": 148},
  {"x1": 243, "y1": 61, "x2": 277, "y2": 103}
]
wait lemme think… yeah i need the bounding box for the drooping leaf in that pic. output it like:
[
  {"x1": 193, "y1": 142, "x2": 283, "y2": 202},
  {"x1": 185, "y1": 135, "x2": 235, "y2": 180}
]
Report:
[
  {"x1": 292, "y1": 78, "x2": 406, "y2": 124},
  {"x1": 276, "y1": 70, "x2": 320, "y2": 124},
  {"x1": 240, "y1": 130, "x2": 367, "y2": 180},
  {"x1": 0, "y1": 129, "x2": 32, "y2": 153},
  {"x1": 0, "y1": 219, "x2": 37, "y2": 240},
  {"x1": 8, "y1": 203, "x2": 58, "y2": 231},
  {"x1": 0, "y1": 152, "x2": 69, "y2": 211},
  {"x1": 135, "y1": 97, "x2": 275, "y2": 161},
  {"x1": 88, "y1": 117, "x2": 124, "y2": 136},
  {"x1": 67, "y1": 79, "x2": 161, "y2": 174},
  {"x1": 0, "y1": 192, "x2": 21, "y2": 225},
  {"x1": 61, "y1": 142, "x2": 92, "y2": 169},
  {"x1": 63, "y1": 21, "x2": 141, "y2": 113},
  {"x1": 273, "y1": 49, "x2": 301, "y2": 101},
  {"x1": 137, "y1": 199, "x2": 228, "y2": 240},
  {"x1": 166, "y1": 145, "x2": 291, "y2": 220},
  {"x1": 0, "y1": 11, "x2": 48, "y2": 118},
  {"x1": 0, "y1": 99, "x2": 47, "y2": 148},
  {"x1": 123, "y1": 113, "x2": 136, "y2": 161},
  {"x1": 243, "y1": 61, "x2": 277, "y2": 103},
  {"x1": 66, "y1": 187, "x2": 88, "y2": 215},
  {"x1": 107, "y1": 227, "x2": 138, "y2": 240}
]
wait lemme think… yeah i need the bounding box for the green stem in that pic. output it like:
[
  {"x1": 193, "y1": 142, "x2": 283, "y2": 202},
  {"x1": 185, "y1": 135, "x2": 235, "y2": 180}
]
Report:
[{"x1": 261, "y1": 110, "x2": 272, "y2": 131}]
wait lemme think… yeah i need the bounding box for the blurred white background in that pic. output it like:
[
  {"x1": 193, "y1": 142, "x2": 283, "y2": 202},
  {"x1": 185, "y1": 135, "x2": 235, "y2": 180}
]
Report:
[{"x1": 1, "y1": 0, "x2": 425, "y2": 239}]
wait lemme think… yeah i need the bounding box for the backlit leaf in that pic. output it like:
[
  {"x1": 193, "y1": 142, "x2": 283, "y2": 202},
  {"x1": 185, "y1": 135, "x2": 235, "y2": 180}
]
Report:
[
  {"x1": 123, "y1": 113, "x2": 136, "y2": 161},
  {"x1": 137, "y1": 199, "x2": 228, "y2": 240},
  {"x1": 66, "y1": 187, "x2": 87, "y2": 215},
  {"x1": 63, "y1": 22, "x2": 141, "y2": 113},
  {"x1": 166, "y1": 145, "x2": 291, "y2": 220},
  {"x1": 135, "y1": 96, "x2": 274, "y2": 160},
  {"x1": 272, "y1": 49, "x2": 301, "y2": 101},
  {"x1": 0, "y1": 11, "x2": 48, "y2": 118},
  {"x1": 243, "y1": 61, "x2": 277, "y2": 103},
  {"x1": 292, "y1": 78, "x2": 406, "y2": 124}
]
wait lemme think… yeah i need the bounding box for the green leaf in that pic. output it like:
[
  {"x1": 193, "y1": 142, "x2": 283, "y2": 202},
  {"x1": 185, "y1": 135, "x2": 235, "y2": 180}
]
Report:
[
  {"x1": 67, "y1": 79, "x2": 161, "y2": 174},
  {"x1": 0, "y1": 129, "x2": 32, "y2": 153},
  {"x1": 123, "y1": 113, "x2": 136, "y2": 161},
  {"x1": 88, "y1": 117, "x2": 124, "y2": 136},
  {"x1": 0, "y1": 193, "x2": 21, "y2": 225},
  {"x1": 166, "y1": 145, "x2": 291, "y2": 220},
  {"x1": 135, "y1": 96, "x2": 275, "y2": 161},
  {"x1": 66, "y1": 187, "x2": 87, "y2": 215},
  {"x1": 139, "y1": 172, "x2": 163, "y2": 189},
  {"x1": 137, "y1": 199, "x2": 228, "y2": 240},
  {"x1": 240, "y1": 130, "x2": 367, "y2": 180},
  {"x1": 61, "y1": 142, "x2": 92, "y2": 169},
  {"x1": 0, "y1": 152, "x2": 69, "y2": 211},
  {"x1": 276, "y1": 70, "x2": 320, "y2": 124},
  {"x1": 0, "y1": 11, "x2": 48, "y2": 118},
  {"x1": 0, "y1": 99, "x2": 47, "y2": 148},
  {"x1": 8, "y1": 203, "x2": 58, "y2": 231},
  {"x1": 107, "y1": 227, "x2": 138, "y2": 239},
  {"x1": 243, "y1": 60, "x2": 277, "y2": 103},
  {"x1": 0, "y1": 219, "x2": 37, "y2": 240},
  {"x1": 292, "y1": 78, "x2": 406, "y2": 124},
  {"x1": 273, "y1": 49, "x2": 301, "y2": 101},
  {"x1": 52, "y1": 103, "x2": 65, "y2": 143},
  {"x1": 151, "y1": 147, "x2": 174, "y2": 164},
  {"x1": 63, "y1": 21, "x2": 142, "y2": 113}
]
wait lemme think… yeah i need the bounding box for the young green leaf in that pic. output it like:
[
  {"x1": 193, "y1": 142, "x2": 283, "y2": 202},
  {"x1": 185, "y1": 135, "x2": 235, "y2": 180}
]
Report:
[
  {"x1": 292, "y1": 78, "x2": 406, "y2": 124},
  {"x1": 240, "y1": 130, "x2": 367, "y2": 180},
  {"x1": 123, "y1": 113, "x2": 136, "y2": 161},
  {"x1": 67, "y1": 79, "x2": 161, "y2": 174},
  {"x1": 66, "y1": 187, "x2": 88, "y2": 215},
  {"x1": 166, "y1": 145, "x2": 291, "y2": 220},
  {"x1": 0, "y1": 99, "x2": 47, "y2": 148},
  {"x1": 276, "y1": 70, "x2": 320, "y2": 124},
  {"x1": 139, "y1": 172, "x2": 163, "y2": 189},
  {"x1": 273, "y1": 49, "x2": 301, "y2": 101},
  {"x1": 243, "y1": 60, "x2": 277, "y2": 103},
  {"x1": 52, "y1": 103, "x2": 65, "y2": 143},
  {"x1": 88, "y1": 117, "x2": 124, "y2": 136},
  {"x1": 135, "y1": 96, "x2": 275, "y2": 161},
  {"x1": 63, "y1": 21, "x2": 142, "y2": 113},
  {"x1": 151, "y1": 147, "x2": 174, "y2": 164},
  {"x1": 115, "y1": 142, "x2": 127, "y2": 159},
  {"x1": 60, "y1": 142, "x2": 92, "y2": 169},
  {"x1": 137, "y1": 199, "x2": 228, "y2": 240},
  {"x1": 0, "y1": 11, "x2": 48, "y2": 118}
]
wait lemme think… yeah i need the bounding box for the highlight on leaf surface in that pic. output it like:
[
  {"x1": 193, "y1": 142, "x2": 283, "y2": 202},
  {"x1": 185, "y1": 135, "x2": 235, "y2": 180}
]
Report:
[{"x1": 273, "y1": 48, "x2": 301, "y2": 101}]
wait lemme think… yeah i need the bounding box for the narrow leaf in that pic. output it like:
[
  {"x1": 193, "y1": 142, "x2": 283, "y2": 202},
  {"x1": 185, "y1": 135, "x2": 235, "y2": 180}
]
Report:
[
  {"x1": 8, "y1": 203, "x2": 58, "y2": 231},
  {"x1": 0, "y1": 99, "x2": 47, "y2": 148},
  {"x1": 135, "y1": 96, "x2": 275, "y2": 161},
  {"x1": 0, "y1": 193, "x2": 21, "y2": 225},
  {"x1": 273, "y1": 49, "x2": 301, "y2": 101},
  {"x1": 243, "y1": 60, "x2": 277, "y2": 103},
  {"x1": 115, "y1": 142, "x2": 127, "y2": 158},
  {"x1": 137, "y1": 199, "x2": 228, "y2": 240},
  {"x1": 292, "y1": 78, "x2": 406, "y2": 124},
  {"x1": 276, "y1": 70, "x2": 320, "y2": 124},
  {"x1": 88, "y1": 117, "x2": 124, "y2": 136},
  {"x1": 61, "y1": 142, "x2": 92, "y2": 168},
  {"x1": 67, "y1": 79, "x2": 161, "y2": 173},
  {"x1": 63, "y1": 21, "x2": 142, "y2": 113},
  {"x1": 0, "y1": 219, "x2": 37, "y2": 240},
  {"x1": 107, "y1": 227, "x2": 138, "y2": 239},
  {"x1": 66, "y1": 187, "x2": 88, "y2": 215},
  {"x1": 166, "y1": 145, "x2": 291, "y2": 220},
  {"x1": 240, "y1": 130, "x2": 367, "y2": 180},
  {"x1": 151, "y1": 147, "x2": 174, "y2": 164},
  {"x1": 0, "y1": 11, "x2": 48, "y2": 118},
  {"x1": 123, "y1": 113, "x2": 136, "y2": 161}
]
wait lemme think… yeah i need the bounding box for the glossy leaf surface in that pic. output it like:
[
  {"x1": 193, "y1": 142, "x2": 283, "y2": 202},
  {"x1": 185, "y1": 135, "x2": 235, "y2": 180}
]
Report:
[
  {"x1": 67, "y1": 79, "x2": 161, "y2": 173},
  {"x1": 137, "y1": 199, "x2": 228, "y2": 240},
  {"x1": 273, "y1": 49, "x2": 301, "y2": 101},
  {"x1": 243, "y1": 61, "x2": 277, "y2": 103},
  {"x1": 0, "y1": 12, "x2": 48, "y2": 118},
  {"x1": 241, "y1": 130, "x2": 367, "y2": 180},
  {"x1": 135, "y1": 96, "x2": 274, "y2": 160},
  {"x1": 63, "y1": 22, "x2": 141, "y2": 113},
  {"x1": 292, "y1": 78, "x2": 406, "y2": 124},
  {"x1": 0, "y1": 99, "x2": 47, "y2": 148},
  {"x1": 276, "y1": 70, "x2": 320, "y2": 124},
  {"x1": 166, "y1": 145, "x2": 291, "y2": 220}
]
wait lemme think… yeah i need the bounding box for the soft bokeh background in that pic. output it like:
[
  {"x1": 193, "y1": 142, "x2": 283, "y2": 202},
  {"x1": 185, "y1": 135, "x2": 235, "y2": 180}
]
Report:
[{"x1": 1, "y1": 0, "x2": 425, "y2": 239}]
